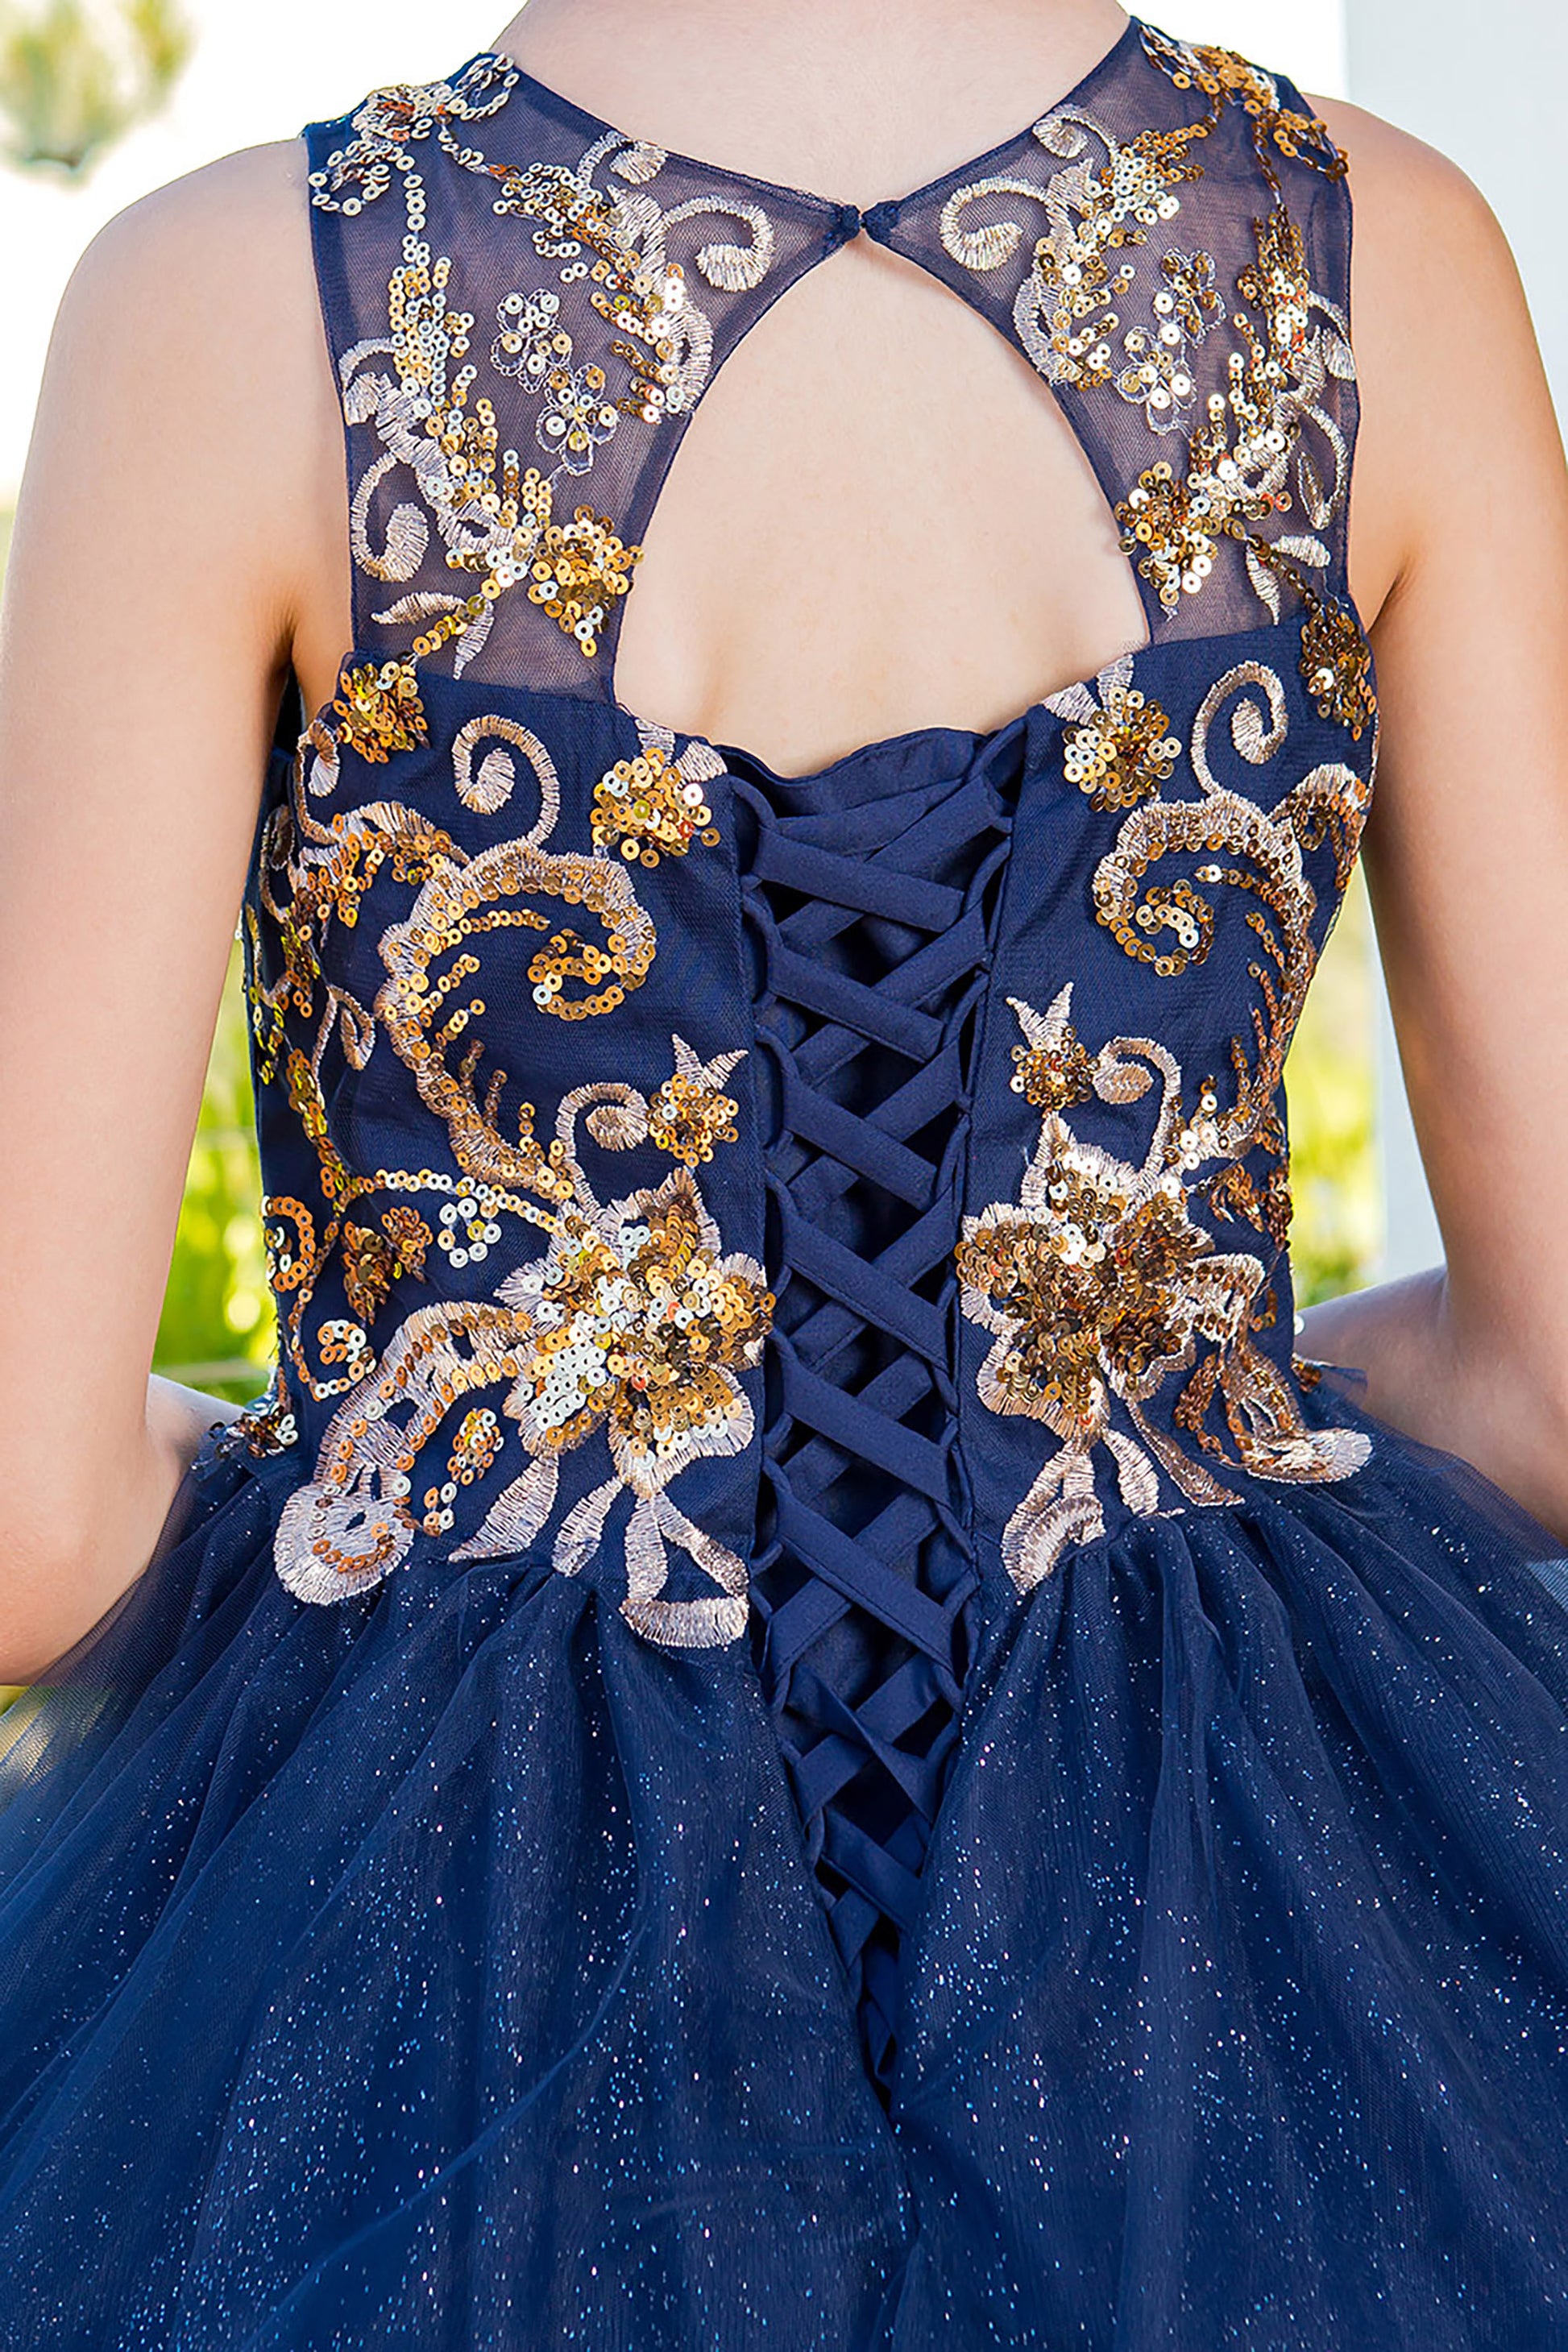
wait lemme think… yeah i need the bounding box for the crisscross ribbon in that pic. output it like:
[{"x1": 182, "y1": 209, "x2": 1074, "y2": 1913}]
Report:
[{"x1": 734, "y1": 716, "x2": 1031, "y2": 2091}]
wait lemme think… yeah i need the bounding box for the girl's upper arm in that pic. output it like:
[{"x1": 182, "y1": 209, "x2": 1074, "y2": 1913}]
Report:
[
  {"x1": 0, "y1": 136, "x2": 338, "y2": 1661},
  {"x1": 1315, "y1": 96, "x2": 1568, "y2": 1433}
]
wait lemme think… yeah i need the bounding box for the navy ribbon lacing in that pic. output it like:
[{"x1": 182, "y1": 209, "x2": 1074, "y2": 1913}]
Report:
[{"x1": 734, "y1": 716, "x2": 1030, "y2": 2093}]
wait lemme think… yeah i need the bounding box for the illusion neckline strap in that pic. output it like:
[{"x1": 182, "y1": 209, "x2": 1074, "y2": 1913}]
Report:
[
  {"x1": 475, "y1": 13, "x2": 1146, "y2": 229},
  {"x1": 300, "y1": 614, "x2": 1350, "y2": 798}
]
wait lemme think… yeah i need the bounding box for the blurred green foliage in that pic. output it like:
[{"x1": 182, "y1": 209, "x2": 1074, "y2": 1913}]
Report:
[
  {"x1": 1284, "y1": 868, "x2": 1381, "y2": 1306},
  {"x1": 152, "y1": 944, "x2": 275, "y2": 1406},
  {"x1": 0, "y1": 0, "x2": 191, "y2": 177}
]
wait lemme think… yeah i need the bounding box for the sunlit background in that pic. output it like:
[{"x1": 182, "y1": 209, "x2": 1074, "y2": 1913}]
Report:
[{"x1": 0, "y1": 0, "x2": 1559, "y2": 1404}]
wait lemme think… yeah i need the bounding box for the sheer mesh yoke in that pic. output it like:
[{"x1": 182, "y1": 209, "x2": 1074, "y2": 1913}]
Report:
[
  {"x1": 307, "y1": 56, "x2": 852, "y2": 697},
  {"x1": 868, "y1": 29, "x2": 1360, "y2": 642},
  {"x1": 305, "y1": 17, "x2": 1360, "y2": 711}
]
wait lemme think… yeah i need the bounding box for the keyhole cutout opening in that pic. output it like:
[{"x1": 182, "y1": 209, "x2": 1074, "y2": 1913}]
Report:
[{"x1": 610, "y1": 234, "x2": 1152, "y2": 779}]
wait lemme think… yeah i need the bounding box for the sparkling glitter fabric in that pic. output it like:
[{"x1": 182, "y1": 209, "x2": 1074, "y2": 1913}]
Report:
[{"x1": 3, "y1": 19, "x2": 1568, "y2": 2348}]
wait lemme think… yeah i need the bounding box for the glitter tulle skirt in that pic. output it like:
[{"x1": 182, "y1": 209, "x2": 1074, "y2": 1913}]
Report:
[{"x1": 2, "y1": 1385, "x2": 1567, "y2": 2350}]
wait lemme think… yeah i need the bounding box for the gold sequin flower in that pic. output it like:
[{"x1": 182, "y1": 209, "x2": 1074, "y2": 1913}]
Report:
[
  {"x1": 275, "y1": 1043, "x2": 770, "y2": 1649},
  {"x1": 528, "y1": 501, "x2": 641, "y2": 659},
  {"x1": 1009, "y1": 1025, "x2": 1097, "y2": 1115},
  {"x1": 1299, "y1": 594, "x2": 1376, "y2": 741},
  {"x1": 333, "y1": 660, "x2": 429, "y2": 764},
  {"x1": 1117, "y1": 460, "x2": 1232, "y2": 612},
  {"x1": 1051, "y1": 657, "x2": 1184, "y2": 811},
  {"x1": 500, "y1": 1171, "x2": 771, "y2": 1487},
  {"x1": 592, "y1": 742, "x2": 723, "y2": 865},
  {"x1": 960, "y1": 1167, "x2": 1213, "y2": 1436},
  {"x1": 959, "y1": 988, "x2": 1370, "y2": 1592},
  {"x1": 537, "y1": 361, "x2": 620, "y2": 475},
  {"x1": 492, "y1": 286, "x2": 570, "y2": 387},
  {"x1": 646, "y1": 1039, "x2": 745, "y2": 1166}
]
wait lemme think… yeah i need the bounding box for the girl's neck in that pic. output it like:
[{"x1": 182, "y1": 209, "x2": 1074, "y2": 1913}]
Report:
[{"x1": 487, "y1": 0, "x2": 1135, "y2": 209}]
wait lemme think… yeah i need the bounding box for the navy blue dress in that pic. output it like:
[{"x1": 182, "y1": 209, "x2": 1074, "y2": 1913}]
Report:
[{"x1": 4, "y1": 21, "x2": 1568, "y2": 2346}]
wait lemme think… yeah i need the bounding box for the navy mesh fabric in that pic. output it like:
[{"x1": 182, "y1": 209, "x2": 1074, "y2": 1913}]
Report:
[
  {"x1": 868, "y1": 19, "x2": 1359, "y2": 641},
  {"x1": 2, "y1": 20, "x2": 1568, "y2": 2351},
  {"x1": 306, "y1": 47, "x2": 853, "y2": 698}
]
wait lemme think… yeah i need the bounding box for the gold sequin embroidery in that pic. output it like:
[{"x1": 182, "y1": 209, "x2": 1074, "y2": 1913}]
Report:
[
  {"x1": 274, "y1": 1039, "x2": 771, "y2": 1649},
  {"x1": 1247, "y1": 536, "x2": 1377, "y2": 742},
  {"x1": 591, "y1": 740, "x2": 724, "y2": 864},
  {"x1": 937, "y1": 30, "x2": 1364, "y2": 682},
  {"x1": 960, "y1": 985, "x2": 1369, "y2": 1595},
  {"x1": 333, "y1": 660, "x2": 429, "y2": 765},
  {"x1": 940, "y1": 111, "x2": 1213, "y2": 429},
  {"x1": 244, "y1": 704, "x2": 728, "y2": 1416},
  {"x1": 525, "y1": 496, "x2": 641, "y2": 659},
  {"x1": 315, "y1": 86, "x2": 781, "y2": 692},
  {"x1": 962, "y1": 657, "x2": 1374, "y2": 1591},
  {"x1": 1049, "y1": 654, "x2": 1183, "y2": 811},
  {"x1": 306, "y1": 57, "x2": 522, "y2": 218},
  {"x1": 646, "y1": 1039, "x2": 745, "y2": 1166},
  {"x1": 1298, "y1": 592, "x2": 1375, "y2": 740},
  {"x1": 1139, "y1": 28, "x2": 1347, "y2": 191}
]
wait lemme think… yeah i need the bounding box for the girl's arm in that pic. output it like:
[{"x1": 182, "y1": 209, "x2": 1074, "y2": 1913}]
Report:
[
  {"x1": 0, "y1": 140, "x2": 335, "y2": 1682},
  {"x1": 1298, "y1": 101, "x2": 1568, "y2": 1541}
]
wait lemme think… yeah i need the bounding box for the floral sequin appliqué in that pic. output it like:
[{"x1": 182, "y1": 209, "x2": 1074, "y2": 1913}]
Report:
[
  {"x1": 960, "y1": 658, "x2": 1372, "y2": 1591},
  {"x1": 937, "y1": 29, "x2": 1373, "y2": 740},
  {"x1": 247, "y1": 703, "x2": 726, "y2": 1422},
  {"x1": 276, "y1": 1037, "x2": 771, "y2": 1648},
  {"x1": 310, "y1": 56, "x2": 780, "y2": 687}
]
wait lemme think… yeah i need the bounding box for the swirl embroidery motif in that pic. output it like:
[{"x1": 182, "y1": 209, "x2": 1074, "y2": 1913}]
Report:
[
  {"x1": 275, "y1": 1038, "x2": 771, "y2": 1649},
  {"x1": 311, "y1": 70, "x2": 779, "y2": 695},
  {"x1": 960, "y1": 660, "x2": 1373, "y2": 1592},
  {"x1": 245, "y1": 704, "x2": 727, "y2": 1417},
  {"x1": 936, "y1": 31, "x2": 1369, "y2": 723}
]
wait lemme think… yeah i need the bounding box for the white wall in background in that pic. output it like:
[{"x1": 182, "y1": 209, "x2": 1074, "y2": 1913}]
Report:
[
  {"x1": 1349, "y1": 0, "x2": 1567, "y2": 404},
  {"x1": 1152, "y1": 0, "x2": 1345, "y2": 91}
]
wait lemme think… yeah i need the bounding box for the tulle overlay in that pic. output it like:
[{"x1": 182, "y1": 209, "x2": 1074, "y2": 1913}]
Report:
[
  {"x1": 0, "y1": 1441, "x2": 906, "y2": 2349},
  {"x1": 3, "y1": 1394, "x2": 1568, "y2": 2346}
]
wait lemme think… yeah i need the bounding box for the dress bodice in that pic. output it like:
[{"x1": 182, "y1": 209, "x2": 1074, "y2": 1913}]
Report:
[{"x1": 231, "y1": 16, "x2": 1379, "y2": 2087}]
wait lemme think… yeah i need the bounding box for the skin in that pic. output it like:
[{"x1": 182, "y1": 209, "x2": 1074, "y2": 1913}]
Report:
[{"x1": 1, "y1": 0, "x2": 1565, "y2": 1681}]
